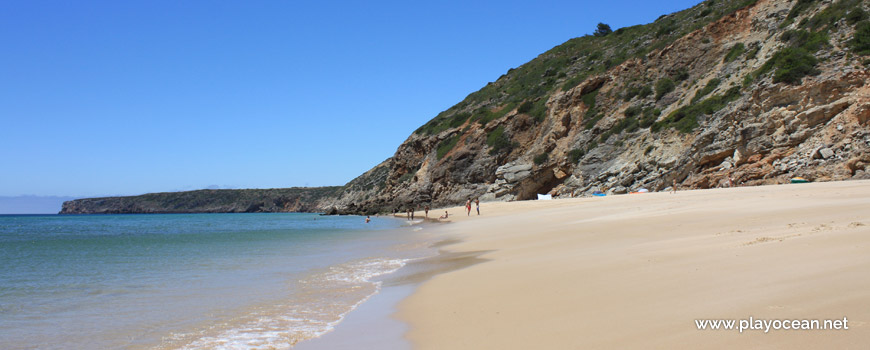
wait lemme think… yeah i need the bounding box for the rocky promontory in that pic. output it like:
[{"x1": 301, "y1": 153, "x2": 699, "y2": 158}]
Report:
[{"x1": 60, "y1": 187, "x2": 342, "y2": 214}]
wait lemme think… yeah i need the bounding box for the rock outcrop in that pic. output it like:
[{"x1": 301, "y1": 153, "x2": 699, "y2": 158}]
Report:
[{"x1": 325, "y1": 0, "x2": 870, "y2": 214}]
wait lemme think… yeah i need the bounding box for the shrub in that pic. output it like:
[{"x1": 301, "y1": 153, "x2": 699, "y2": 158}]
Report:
[
  {"x1": 487, "y1": 126, "x2": 513, "y2": 155},
  {"x1": 639, "y1": 107, "x2": 661, "y2": 128},
  {"x1": 584, "y1": 113, "x2": 605, "y2": 129},
  {"x1": 471, "y1": 110, "x2": 493, "y2": 125},
  {"x1": 534, "y1": 153, "x2": 549, "y2": 165},
  {"x1": 528, "y1": 100, "x2": 549, "y2": 122},
  {"x1": 625, "y1": 105, "x2": 642, "y2": 117},
  {"x1": 587, "y1": 50, "x2": 603, "y2": 62},
  {"x1": 723, "y1": 43, "x2": 745, "y2": 62},
  {"x1": 623, "y1": 84, "x2": 653, "y2": 101},
  {"x1": 674, "y1": 68, "x2": 690, "y2": 82},
  {"x1": 587, "y1": 140, "x2": 599, "y2": 151},
  {"x1": 847, "y1": 8, "x2": 868, "y2": 25},
  {"x1": 655, "y1": 78, "x2": 675, "y2": 100},
  {"x1": 581, "y1": 89, "x2": 603, "y2": 129},
  {"x1": 653, "y1": 86, "x2": 741, "y2": 133},
  {"x1": 517, "y1": 101, "x2": 533, "y2": 114},
  {"x1": 745, "y1": 44, "x2": 760, "y2": 59},
  {"x1": 781, "y1": 30, "x2": 829, "y2": 52},
  {"x1": 852, "y1": 21, "x2": 870, "y2": 55},
  {"x1": 436, "y1": 135, "x2": 460, "y2": 160},
  {"x1": 742, "y1": 73, "x2": 754, "y2": 87},
  {"x1": 447, "y1": 112, "x2": 470, "y2": 128},
  {"x1": 561, "y1": 73, "x2": 588, "y2": 90},
  {"x1": 803, "y1": 0, "x2": 864, "y2": 30},
  {"x1": 786, "y1": 0, "x2": 818, "y2": 22},
  {"x1": 638, "y1": 85, "x2": 653, "y2": 98},
  {"x1": 656, "y1": 20, "x2": 677, "y2": 38},
  {"x1": 478, "y1": 103, "x2": 516, "y2": 125},
  {"x1": 756, "y1": 29, "x2": 828, "y2": 84},
  {"x1": 692, "y1": 78, "x2": 721, "y2": 103},
  {"x1": 614, "y1": 116, "x2": 640, "y2": 134},
  {"x1": 569, "y1": 148, "x2": 585, "y2": 163},
  {"x1": 581, "y1": 90, "x2": 598, "y2": 107},
  {"x1": 762, "y1": 47, "x2": 820, "y2": 84},
  {"x1": 623, "y1": 85, "x2": 639, "y2": 101}
]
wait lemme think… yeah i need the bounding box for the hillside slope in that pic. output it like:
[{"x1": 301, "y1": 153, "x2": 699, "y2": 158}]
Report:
[
  {"x1": 61, "y1": 187, "x2": 342, "y2": 214},
  {"x1": 326, "y1": 0, "x2": 870, "y2": 214}
]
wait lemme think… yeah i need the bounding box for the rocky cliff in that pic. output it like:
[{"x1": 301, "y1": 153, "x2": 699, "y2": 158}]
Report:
[
  {"x1": 326, "y1": 0, "x2": 870, "y2": 214},
  {"x1": 63, "y1": 0, "x2": 870, "y2": 215}
]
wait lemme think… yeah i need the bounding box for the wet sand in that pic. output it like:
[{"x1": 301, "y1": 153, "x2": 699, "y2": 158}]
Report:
[
  {"x1": 294, "y1": 237, "x2": 486, "y2": 349},
  {"x1": 399, "y1": 180, "x2": 870, "y2": 349}
]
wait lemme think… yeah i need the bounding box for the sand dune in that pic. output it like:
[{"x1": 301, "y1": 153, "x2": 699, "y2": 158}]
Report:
[{"x1": 400, "y1": 180, "x2": 870, "y2": 349}]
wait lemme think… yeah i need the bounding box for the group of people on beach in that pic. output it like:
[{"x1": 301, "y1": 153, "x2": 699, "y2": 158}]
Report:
[
  {"x1": 465, "y1": 198, "x2": 480, "y2": 216},
  {"x1": 397, "y1": 205, "x2": 429, "y2": 220},
  {"x1": 386, "y1": 198, "x2": 482, "y2": 222}
]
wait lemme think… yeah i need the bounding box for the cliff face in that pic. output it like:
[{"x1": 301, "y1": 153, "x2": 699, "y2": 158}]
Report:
[
  {"x1": 327, "y1": 0, "x2": 870, "y2": 213},
  {"x1": 63, "y1": 0, "x2": 870, "y2": 215}
]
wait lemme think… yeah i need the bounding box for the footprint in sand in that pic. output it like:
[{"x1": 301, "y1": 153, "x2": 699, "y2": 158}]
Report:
[
  {"x1": 787, "y1": 222, "x2": 807, "y2": 229},
  {"x1": 811, "y1": 224, "x2": 833, "y2": 232},
  {"x1": 743, "y1": 233, "x2": 802, "y2": 246},
  {"x1": 848, "y1": 222, "x2": 866, "y2": 228},
  {"x1": 744, "y1": 237, "x2": 777, "y2": 245}
]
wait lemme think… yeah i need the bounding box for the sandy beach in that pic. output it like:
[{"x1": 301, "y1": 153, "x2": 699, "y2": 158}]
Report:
[{"x1": 399, "y1": 180, "x2": 870, "y2": 349}]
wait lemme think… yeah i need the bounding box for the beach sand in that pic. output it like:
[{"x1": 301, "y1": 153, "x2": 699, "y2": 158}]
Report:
[{"x1": 399, "y1": 180, "x2": 870, "y2": 349}]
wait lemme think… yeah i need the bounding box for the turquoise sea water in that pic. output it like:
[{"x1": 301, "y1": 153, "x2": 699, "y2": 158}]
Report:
[{"x1": 0, "y1": 213, "x2": 427, "y2": 349}]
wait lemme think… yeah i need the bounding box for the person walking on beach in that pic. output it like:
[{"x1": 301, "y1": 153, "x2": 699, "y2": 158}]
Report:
[
  {"x1": 411, "y1": 206, "x2": 415, "y2": 220},
  {"x1": 424, "y1": 205, "x2": 430, "y2": 218},
  {"x1": 475, "y1": 198, "x2": 480, "y2": 215},
  {"x1": 671, "y1": 179, "x2": 678, "y2": 194},
  {"x1": 465, "y1": 199, "x2": 471, "y2": 216}
]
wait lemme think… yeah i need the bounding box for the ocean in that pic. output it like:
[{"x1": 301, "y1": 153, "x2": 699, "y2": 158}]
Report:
[{"x1": 0, "y1": 213, "x2": 430, "y2": 349}]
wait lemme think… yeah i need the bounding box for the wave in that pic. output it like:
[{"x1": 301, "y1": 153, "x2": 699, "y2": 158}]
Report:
[{"x1": 170, "y1": 257, "x2": 410, "y2": 350}]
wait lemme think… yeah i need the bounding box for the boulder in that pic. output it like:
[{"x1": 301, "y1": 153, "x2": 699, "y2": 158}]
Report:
[
  {"x1": 504, "y1": 170, "x2": 531, "y2": 183},
  {"x1": 813, "y1": 147, "x2": 835, "y2": 160},
  {"x1": 496, "y1": 163, "x2": 533, "y2": 176}
]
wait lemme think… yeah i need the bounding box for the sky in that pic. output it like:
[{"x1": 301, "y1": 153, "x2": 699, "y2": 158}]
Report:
[{"x1": 1, "y1": 0, "x2": 704, "y2": 201}]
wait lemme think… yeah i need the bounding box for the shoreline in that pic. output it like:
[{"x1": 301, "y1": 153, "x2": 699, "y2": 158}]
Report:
[
  {"x1": 397, "y1": 180, "x2": 870, "y2": 349},
  {"x1": 293, "y1": 225, "x2": 485, "y2": 349}
]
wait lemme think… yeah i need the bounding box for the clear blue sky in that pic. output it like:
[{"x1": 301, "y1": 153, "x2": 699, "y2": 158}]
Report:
[{"x1": 1, "y1": 0, "x2": 702, "y2": 197}]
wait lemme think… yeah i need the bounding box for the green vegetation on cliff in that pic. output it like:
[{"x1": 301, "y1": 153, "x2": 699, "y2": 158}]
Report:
[
  {"x1": 60, "y1": 187, "x2": 344, "y2": 214},
  {"x1": 437, "y1": 135, "x2": 460, "y2": 159},
  {"x1": 653, "y1": 86, "x2": 741, "y2": 133},
  {"x1": 755, "y1": 0, "x2": 866, "y2": 85},
  {"x1": 414, "y1": 0, "x2": 762, "y2": 137}
]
